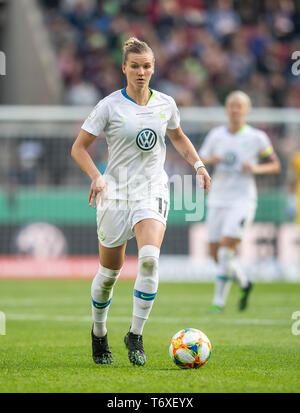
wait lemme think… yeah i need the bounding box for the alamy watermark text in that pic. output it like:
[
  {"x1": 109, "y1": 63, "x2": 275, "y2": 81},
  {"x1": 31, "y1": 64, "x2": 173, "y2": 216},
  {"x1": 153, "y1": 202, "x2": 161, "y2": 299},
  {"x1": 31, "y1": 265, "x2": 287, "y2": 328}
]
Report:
[
  {"x1": 291, "y1": 51, "x2": 300, "y2": 75},
  {"x1": 0, "y1": 51, "x2": 6, "y2": 75},
  {"x1": 291, "y1": 311, "x2": 300, "y2": 336},
  {"x1": 0, "y1": 311, "x2": 6, "y2": 335}
]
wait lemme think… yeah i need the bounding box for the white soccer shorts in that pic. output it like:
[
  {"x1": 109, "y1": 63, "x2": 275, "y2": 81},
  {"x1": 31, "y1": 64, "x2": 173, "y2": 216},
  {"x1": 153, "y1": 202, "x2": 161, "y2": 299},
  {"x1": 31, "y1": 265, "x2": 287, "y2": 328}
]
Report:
[
  {"x1": 96, "y1": 197, "x2": 169, "y2": 248},
  {"x1": 206, "y1": 203, "x2": 256, "y2": 242}
]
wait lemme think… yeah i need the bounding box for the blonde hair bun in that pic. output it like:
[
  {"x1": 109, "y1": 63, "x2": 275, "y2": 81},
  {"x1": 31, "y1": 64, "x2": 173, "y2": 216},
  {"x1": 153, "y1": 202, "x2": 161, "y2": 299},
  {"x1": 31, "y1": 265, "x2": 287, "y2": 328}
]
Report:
[{"x1": 123, "y1": 37, "x2": 154, "y2": 63}]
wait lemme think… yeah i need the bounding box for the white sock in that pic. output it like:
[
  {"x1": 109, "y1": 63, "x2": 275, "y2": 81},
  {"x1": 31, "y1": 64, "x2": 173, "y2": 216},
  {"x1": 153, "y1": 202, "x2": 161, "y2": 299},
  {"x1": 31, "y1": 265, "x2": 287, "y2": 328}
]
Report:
[
  {"x1": 212, "y1": 276, "x2": 233, "y2": 307},
  {"x1": 212, "y1": 247, "x2": 234, "y2": 307},
  {"x1": 231, "y1": 258, "x2": 249, "y2": 289},
  {"x1": 131, "y1": 245, "x2": 160, "y2": 335},
  {"x1": 91, "y1": 264, "x2": 121, "y2": 337}
]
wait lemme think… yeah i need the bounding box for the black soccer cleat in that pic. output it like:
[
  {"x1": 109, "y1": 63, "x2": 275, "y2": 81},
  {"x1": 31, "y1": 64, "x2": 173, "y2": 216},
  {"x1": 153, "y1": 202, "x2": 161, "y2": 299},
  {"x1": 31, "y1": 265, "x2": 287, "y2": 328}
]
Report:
[
  {"x1": 124, "y1": 330, "x2": 147, "y2": 366},
  {"x1": 91, "y1": 328, "x2": 113, "y2": 365},
  {"x1": 238, "y1": 281, "x2": 253, "y2": 311}
]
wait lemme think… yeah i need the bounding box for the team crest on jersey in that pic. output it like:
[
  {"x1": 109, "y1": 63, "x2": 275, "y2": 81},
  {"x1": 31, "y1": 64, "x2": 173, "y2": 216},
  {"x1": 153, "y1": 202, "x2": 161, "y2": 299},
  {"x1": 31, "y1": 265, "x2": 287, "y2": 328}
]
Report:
[
  {"x1": 136, "y1": 128, "x2": 157, "y2": 151},
  {"x1": 224, "y1": 152, "x2": 237, "y2": 165}
]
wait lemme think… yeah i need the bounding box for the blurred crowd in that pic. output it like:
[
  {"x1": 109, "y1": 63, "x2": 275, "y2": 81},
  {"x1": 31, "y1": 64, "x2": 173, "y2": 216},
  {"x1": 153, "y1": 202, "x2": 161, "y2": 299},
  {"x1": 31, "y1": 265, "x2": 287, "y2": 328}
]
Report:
[{"x1": 40, "y1": 0, "x2": 300, "y2": 107}]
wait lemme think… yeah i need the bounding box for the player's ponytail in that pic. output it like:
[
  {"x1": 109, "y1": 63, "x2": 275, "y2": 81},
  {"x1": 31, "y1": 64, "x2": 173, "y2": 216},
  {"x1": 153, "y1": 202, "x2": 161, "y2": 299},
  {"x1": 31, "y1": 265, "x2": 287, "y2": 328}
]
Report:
[{"x1": 123, "y1": 37, "x2": 154, "y2": 64}]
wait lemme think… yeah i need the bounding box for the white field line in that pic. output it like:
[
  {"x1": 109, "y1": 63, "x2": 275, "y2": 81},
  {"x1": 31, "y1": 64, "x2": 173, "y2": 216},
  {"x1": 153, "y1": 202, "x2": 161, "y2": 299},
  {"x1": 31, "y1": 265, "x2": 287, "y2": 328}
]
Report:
[
  {"x1": 4, "y1": 314, "x2": 290, "y2": 326},
  {"x1": 0, "y1": 298, "x2": 78, "y2": 305},
  {"x1": 0, "y1": 298, "x2": 294, "y2": 312},
  {"x1": 0, "y1": 297, "x2": 131, "y2": 306}
]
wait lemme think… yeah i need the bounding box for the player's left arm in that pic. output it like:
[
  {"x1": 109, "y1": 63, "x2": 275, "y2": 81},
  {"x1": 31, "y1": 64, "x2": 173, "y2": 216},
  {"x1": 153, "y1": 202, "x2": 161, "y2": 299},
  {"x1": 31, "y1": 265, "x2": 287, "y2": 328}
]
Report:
[
  {"x1": 167, "y1": 126, "x2": 211, "y2": 194},
  {"x1": 243, "y1": 145, "x2": 281, "y2": 175}
]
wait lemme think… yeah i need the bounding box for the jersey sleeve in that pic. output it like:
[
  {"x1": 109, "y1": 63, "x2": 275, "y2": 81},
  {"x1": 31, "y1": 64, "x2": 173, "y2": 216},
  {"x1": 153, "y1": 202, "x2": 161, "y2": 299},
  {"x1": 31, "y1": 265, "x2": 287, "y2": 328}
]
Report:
[
  {"x1": 167, "y1": 97, "x2": 180, "y2": 130},
  {"x1": 81, "y1": 98, "x2": 109, "y2": 136},
  {"x1": 257, "y1": 131, "x2": 274, "y2": 159},
  {"x1": 198, "y1": 130, "x2": 215, "y2": 158}
]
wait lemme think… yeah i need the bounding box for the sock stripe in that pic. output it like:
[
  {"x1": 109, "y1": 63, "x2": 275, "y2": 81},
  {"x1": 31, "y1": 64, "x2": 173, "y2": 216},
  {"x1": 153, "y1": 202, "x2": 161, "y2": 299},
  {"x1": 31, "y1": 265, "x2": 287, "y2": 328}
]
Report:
[
  {"x1": 134, "y1": 289, "x2": 156, "y2": 301},
  {"x1": 217, "y1": 275, "x2": 233, "y2": 281},
  {"x1": 91, "y1": 297, "x2": 112, "y2": 309}
]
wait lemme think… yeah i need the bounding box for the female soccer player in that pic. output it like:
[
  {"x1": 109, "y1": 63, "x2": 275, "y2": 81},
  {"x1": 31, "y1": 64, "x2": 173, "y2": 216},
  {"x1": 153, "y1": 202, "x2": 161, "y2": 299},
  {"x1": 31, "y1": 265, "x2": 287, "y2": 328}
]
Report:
[
  {"x1": 199, "y1": 91, "x2": 280, "y2": 313},
  {"x1": 71, "y1": 37, "x2": 211, "y2": 366}
]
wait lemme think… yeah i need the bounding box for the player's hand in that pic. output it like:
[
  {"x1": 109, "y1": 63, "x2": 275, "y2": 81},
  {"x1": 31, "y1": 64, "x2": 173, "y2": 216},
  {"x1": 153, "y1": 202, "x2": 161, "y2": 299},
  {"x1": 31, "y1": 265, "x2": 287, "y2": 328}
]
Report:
[
  {"x1": 196, "y1": 167, "x2": 211, "y2": 195},
  {"x1": 89, "y1": 175, "x2": 107, "y2": 208},
  {"x1": 242, "y1": 163, "x2": 256, "y2": 173},
  {"x1": 209, "y1": 156, "x2": 224, "y2": 165}
]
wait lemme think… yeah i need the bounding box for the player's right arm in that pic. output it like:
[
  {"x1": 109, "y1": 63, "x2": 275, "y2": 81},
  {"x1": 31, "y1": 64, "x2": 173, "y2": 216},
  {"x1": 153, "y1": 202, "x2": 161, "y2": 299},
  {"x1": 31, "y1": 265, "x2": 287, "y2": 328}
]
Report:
[
  {"x1": 71, "y1": 129, "x2": 106, "y2": 208},
  {"x1": 198, "y1": 129, "x2": 224, "y2": 166}
]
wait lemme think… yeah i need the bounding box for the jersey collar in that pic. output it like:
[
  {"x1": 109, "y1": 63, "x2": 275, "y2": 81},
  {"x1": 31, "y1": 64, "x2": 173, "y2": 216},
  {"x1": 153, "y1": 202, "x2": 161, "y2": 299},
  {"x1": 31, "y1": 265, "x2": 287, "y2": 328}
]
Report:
[
  {"x1": 121, "y1": 88, "x2": 155, "y2": 106},
  {"x1": 227, "y1": 124, "x2": 250, "y2": 135}
]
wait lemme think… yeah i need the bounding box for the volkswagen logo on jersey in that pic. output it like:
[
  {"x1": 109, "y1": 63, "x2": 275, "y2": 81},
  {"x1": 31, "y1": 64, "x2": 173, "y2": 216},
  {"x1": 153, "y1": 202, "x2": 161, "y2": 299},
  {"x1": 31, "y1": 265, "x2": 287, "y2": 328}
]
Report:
[
  {"x1": 224, "y1": 152, "x2": 237, "y2": 165},
  {"x1": 136, "y1": 128, "x2": 157, "y2": 151}
]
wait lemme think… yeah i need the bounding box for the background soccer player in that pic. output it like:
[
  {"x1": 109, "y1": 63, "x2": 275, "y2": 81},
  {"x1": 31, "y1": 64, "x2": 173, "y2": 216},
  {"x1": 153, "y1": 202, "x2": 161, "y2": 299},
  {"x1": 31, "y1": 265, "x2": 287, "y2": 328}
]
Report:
[
  {"x1": 71, "y1": 37, "x2": 211, "y2": 366},
  {"x1": 199, "y1": 91, "x2": 281, "y2": 313}
]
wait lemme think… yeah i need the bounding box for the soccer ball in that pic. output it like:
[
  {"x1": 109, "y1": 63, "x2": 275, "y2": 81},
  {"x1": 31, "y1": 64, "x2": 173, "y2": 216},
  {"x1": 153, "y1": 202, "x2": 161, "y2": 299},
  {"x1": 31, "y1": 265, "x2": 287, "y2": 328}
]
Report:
[{"x1": 169, "y1": 328, "x2": 211, "y2": 369}]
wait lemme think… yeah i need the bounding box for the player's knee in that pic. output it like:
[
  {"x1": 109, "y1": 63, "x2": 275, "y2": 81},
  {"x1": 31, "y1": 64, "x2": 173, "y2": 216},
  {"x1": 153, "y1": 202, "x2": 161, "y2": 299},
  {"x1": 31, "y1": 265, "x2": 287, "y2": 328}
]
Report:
[
  {"x1": 99, "y1": 274, "x2": 118, "y2": 290},
  {"x1": 140, "y1": 256, "x2": 158, "y2": 275},
  {"x1": 139, "y1": 256, "x2": 159, "y2": 291},
  {"x1": 92, "y1": 265, "x2": 120, "y2": 293},
  {"x1": 138, "y1": 245, "x2": 160, "y2": 278}
]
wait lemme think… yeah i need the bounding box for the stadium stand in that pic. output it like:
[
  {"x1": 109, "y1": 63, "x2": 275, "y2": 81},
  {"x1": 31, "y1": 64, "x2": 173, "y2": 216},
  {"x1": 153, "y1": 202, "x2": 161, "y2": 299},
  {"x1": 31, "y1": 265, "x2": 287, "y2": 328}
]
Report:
[{"x1": 38, "y1": 0, "x2": 300, "y2": 107}]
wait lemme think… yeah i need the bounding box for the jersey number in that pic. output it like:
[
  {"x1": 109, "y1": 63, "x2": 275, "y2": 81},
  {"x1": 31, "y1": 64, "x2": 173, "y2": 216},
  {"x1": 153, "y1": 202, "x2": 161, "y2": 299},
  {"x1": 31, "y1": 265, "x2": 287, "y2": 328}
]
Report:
[{"x1": 156, "y1": 197, "x2": 168, "y2": 218}]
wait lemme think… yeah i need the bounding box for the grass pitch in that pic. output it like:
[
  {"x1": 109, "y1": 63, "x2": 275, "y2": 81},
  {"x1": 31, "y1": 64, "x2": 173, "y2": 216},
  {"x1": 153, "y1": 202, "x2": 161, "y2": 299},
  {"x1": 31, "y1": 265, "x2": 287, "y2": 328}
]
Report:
[{"x1": 0, "y1": 280, "x2": 299, "y2": 393}]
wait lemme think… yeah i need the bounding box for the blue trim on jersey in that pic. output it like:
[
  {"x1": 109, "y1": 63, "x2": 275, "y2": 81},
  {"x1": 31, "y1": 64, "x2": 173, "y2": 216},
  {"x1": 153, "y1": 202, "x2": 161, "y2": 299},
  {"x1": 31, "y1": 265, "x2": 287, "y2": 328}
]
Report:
[
  {"x1": 121, "y1": 88, "x2": 137, "y2": 104},
  {"x1": 134, "y1": 289, "x2": 157, "y2": 301},
  {"x1": 91, "y1": 297, "x2": 112, "y2": 309},
  {"x1": 121, "y1": 88, "x2": 153, "y2": 105}
]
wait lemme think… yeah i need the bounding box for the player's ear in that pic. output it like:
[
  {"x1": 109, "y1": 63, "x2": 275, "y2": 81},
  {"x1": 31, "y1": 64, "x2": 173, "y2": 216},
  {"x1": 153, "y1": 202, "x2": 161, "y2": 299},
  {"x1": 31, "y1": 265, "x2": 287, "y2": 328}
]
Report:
[{"x1": 121, "y1": 63, "x2": 126, "y2": 75}]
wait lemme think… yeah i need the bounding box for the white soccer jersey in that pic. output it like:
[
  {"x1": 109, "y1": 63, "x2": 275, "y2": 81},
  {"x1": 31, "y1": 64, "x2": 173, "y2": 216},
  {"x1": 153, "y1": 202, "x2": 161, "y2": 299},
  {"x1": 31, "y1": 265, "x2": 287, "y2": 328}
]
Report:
[
  {"x1": 199, "y1": 124, "x2": 274, "y2": 207},
  {"x1": 82, "y1": 88, "x2": 180, "y2": 200}
]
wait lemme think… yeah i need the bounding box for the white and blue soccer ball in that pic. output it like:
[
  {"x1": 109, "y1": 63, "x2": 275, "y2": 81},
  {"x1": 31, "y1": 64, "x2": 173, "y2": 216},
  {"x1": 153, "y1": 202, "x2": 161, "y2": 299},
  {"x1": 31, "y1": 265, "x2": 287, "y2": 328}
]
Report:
[{"x1": 169, "y1": 328, "x2": 212, "y2": 369}]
